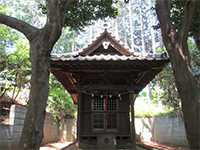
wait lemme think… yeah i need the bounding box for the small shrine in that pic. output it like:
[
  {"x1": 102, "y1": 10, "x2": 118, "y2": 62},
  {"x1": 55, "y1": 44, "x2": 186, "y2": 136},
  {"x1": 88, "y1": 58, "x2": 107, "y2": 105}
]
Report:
[{"x1": 50, "y1": 29, "x2": 169, "y2": 149}]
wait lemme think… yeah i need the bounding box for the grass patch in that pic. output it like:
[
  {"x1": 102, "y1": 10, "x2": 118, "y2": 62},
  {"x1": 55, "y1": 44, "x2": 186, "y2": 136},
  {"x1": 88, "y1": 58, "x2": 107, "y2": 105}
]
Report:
[
  {"x1": 135, "y1": 109, "x2": 176, "y2": 118},
  {"x1": 134, "y1": 100, "x2": 177, "y2": 118}
]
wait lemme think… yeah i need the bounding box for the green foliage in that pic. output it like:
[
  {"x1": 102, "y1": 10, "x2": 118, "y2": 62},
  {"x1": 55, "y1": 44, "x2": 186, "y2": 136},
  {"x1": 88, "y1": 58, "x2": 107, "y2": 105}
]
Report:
[
  {"x1": 64, "y1": 0, "x2": 118, "y2": 29},
  {"x1": 7, "y1": 39, "x2": 30, "y2": 85},
  {"x1": 0, "y1": 39, "x2": 30, "y2": 97},
  {"x1": 170, "y1": 0, "x2": 185, "y2": 31},
  {"x1": 40, "y1": 0, "x2": 119, "y2": 30},
  {"x1": 134, "y1": 98, "x2": 175, "y2": 117},
  {"x1": 0, "y1": 3, "x2": 8, "y2": 13},
  {"x1": 156, "y1": 65, "x2": 181, "y2": 111},
  {"x1": 155, "y1": 39, "x2": 200, "y2": 111},
  {"x1": 0, "y1": 4, "x2": 30, "y2": 94},
  {"x1": 48, "y1": 75, "x2": 77, "y2": 124},
  {"x1": 0, "y1": 48, "x2": 6, "y2": 72},
  {"x1": 0, "y1": 25, "x2": 17, "y2": 70},
  {"x1": 0, "y1": 2, "x2": 19, "y2": 71},
  {"x1": 150, "y1": 85, "x2": 159, "y2": 104},
  {"x1": 170, "y1": 0, "x2": 200, "y2": 36},
  {"x1": 148, "y1": 35, "x2": 200, "y2": 112},
  {"x1": 188, "y1": 39, "x2": 200, "y2": 74},
  {"x1": 135, "y1": 108, "x2": 176, "y2": 118},
  {"x1": 0, "y1": 29, "x2": 76, "y2": 122}
]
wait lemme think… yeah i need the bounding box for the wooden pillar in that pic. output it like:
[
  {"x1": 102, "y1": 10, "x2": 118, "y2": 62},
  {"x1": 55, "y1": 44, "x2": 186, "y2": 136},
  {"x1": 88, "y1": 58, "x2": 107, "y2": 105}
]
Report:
[
  {"x1": 77, "y1": 93, "x2": 82, "y2": 144},
  {"x1": 129, "y1": 92, "x2": 137, "y2": 149}
]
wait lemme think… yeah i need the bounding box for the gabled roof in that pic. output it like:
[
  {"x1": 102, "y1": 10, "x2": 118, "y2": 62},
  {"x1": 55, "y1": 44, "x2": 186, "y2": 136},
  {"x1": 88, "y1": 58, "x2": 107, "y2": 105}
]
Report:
[
  {"x1": 51, "y1": 29, "x2": 168, "y2": 62},
  {"x1": 79, "y1": 29, "x2": 132, "y2": 56}
]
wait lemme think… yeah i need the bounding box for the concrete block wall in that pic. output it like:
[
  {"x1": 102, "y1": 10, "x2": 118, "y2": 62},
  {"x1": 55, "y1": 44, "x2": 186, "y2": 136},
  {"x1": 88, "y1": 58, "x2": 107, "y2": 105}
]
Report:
[
  {"x1": 43, "y1": 113, "x2": 60, "y2": 144},
  {"x1": 9, "y1": 105, "x2": 27, "y2": 144},
  {"x1": 0, "y1": 105, "x2": 189, "y2": 147},
  {"x1": 59, "y1": 118, "x2": 77, "y2": 142},
  {"x1": 152, "y1": 116, "x2": 188, "y2": 146},
  {"x1": 135, "y1": 116, "x2": 188, "y2": 146},
  {"x1": 0, "y1": 105, "x2": 60, "y2": 149},
  {"x1": 0, "y1": 124, "x2": 12, "y2": 149},
  {"x1": 0, "y1": 105, "x2": 26, "y2": 149}
]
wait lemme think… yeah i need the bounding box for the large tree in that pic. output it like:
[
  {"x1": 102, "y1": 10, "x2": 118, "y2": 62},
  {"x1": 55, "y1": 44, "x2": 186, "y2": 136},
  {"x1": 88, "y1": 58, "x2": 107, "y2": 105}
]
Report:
[
  {"x1": 0, "y1": 0, "x2": 118, "y2": 149},
  {"x1": 155, "y1": 0, "x2": 200, "y2": 149}
]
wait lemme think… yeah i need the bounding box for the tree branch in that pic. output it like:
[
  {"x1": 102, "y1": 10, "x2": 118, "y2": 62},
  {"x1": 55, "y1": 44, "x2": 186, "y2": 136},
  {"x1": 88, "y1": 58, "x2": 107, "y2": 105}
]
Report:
[
  {"x1": 179, "y1": 0, "x2": 196, "y2": 43},
  {"x1": 0, "y1": 14, "x2": 38, "y2": 41},
  {"x1": 155, "y1": 0, "x2": 177, "y2": 47},
  {"x1": 43, "y1": 0, "x2": 63, "y2": 47},
  {"x1": 46, "y1": 0, "x2": 61, "y2": 25},
  {"x1": 44, "y1": 0, "x2": 74, "y2": 47},
  {"x1": 177, "y1": 0, "x2": 196, "y2": 65},
  {"x1": 156, "y1": 0, "x2": 190, "y2": 66},
  {"x1": 46, "y1": 0, "x2": 74, "y2": 25},
  {"x1": 156, "y1": 0, "x2": 195, "y2": 82}
]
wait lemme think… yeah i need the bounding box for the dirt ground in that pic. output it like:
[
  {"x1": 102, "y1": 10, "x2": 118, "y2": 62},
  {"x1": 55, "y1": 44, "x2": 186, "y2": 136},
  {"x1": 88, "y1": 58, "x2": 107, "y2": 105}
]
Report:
[
  {"x1": 40, "y1": 141, "x2": 147, "y2": 150},
  {"x1": 40, "y1": 141, "x2": 189, "y2": 150}
]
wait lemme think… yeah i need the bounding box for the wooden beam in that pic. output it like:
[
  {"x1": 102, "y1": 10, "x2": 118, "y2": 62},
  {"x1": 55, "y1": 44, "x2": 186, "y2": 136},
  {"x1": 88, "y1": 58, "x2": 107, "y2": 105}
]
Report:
[
  {"x1": 65, "y1": 69, "x2": 141, "y2": 73},
  {"x1": 77, "y1": 84, "x2": 140, "y2": 92}
]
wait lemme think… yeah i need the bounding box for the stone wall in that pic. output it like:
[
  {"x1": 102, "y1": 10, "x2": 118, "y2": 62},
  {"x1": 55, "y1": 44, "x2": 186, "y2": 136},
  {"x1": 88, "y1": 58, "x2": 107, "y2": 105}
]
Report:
[{"x1": 135, "y1": 116, "x2": 188, "y2": 146}]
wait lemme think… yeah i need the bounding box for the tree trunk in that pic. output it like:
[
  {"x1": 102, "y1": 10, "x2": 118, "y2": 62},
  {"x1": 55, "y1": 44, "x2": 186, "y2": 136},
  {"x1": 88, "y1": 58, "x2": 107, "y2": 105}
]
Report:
[
  {"x1": 155, "y1": 0, "x2": 200, "y2": 148},
  {"x1": 181, "y1": 88, "x2": 200, "y2": 149},
  {"x1": 162, "y1": 32, "x2": 200, "y2": 149},
  {"x1": 18, "y1": 38, "x2": 51, "y2": 150},
  {"x1": 171, "y1": 48, "x2": 200, "y2": 149}
]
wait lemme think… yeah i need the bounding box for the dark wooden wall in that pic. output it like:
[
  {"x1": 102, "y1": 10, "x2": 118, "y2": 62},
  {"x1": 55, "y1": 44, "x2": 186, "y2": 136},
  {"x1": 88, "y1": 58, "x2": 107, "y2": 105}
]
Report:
[
  {"x1": 79, "y1": 94, "x2": 92, "y2": 136},
  {"x1": 118, "y1": 94, "x2": 130, "y2": 135},
  {"x1": 79, "y1": 93, "x2": 131, "y2": 137}
]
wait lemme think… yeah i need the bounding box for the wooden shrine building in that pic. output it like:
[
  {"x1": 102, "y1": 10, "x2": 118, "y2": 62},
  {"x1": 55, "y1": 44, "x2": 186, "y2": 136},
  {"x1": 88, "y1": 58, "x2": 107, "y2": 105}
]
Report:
[{"x1": 50, "y1": 29, "x2": 169, "y2": 149}]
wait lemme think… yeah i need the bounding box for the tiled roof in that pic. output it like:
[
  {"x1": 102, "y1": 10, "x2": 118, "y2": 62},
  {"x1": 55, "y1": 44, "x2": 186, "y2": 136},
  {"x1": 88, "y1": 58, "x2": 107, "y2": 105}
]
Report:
[
  {"x1": 78, "y1": 29, "x2": 132, "y2": 56},
  {"x1": 51, "y1": 53, "x2": 168, "y2": 61},
  {"x1": 51, "y1": 29, "x2": 168, "y2": 62}
]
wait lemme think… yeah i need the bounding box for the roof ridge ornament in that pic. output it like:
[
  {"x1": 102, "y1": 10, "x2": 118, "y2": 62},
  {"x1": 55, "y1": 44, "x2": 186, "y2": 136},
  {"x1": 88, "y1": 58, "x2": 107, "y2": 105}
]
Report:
[
  {"x1": 102, "y1": 41, "x2": 110, "y2": 49},
  {"x1": 103, "y1": 23, "x2": 109, "y2": 31}
]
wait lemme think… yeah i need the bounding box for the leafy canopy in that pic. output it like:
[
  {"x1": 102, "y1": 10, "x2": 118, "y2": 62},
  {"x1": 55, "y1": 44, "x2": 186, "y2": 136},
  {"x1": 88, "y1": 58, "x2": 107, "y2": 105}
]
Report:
[
  {"x1": 0, "y1": 38, "x2": 30, "y2": 97},
  {"x1": 170, "y1": 0, "x2": 200, "y2": 36},
  {"x1": 40, "y1": 0, "x2": 119, "y2": 30}
]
